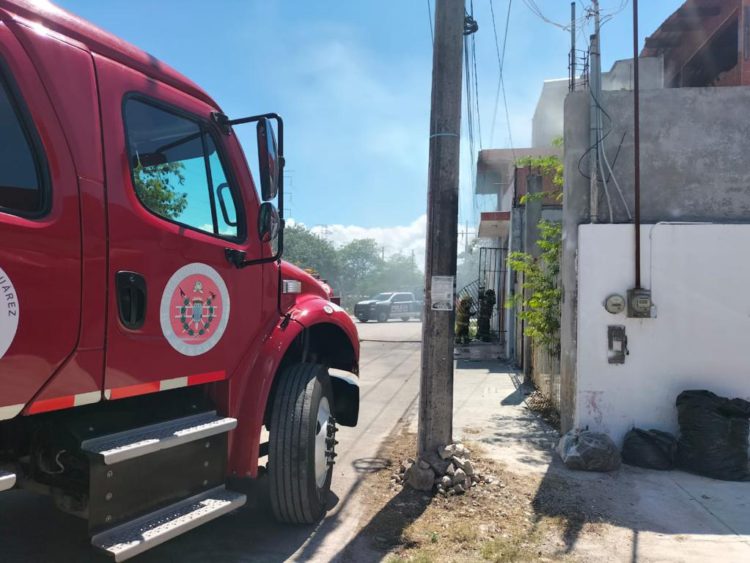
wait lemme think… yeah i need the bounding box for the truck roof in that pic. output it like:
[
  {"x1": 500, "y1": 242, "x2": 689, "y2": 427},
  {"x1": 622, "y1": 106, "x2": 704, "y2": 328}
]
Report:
[{"x1": 0, "y1": 0, "x2": 219, "y2": 108}]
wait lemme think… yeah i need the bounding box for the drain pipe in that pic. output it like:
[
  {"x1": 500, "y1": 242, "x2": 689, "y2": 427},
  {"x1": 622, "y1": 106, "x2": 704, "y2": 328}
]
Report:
[{"x1": 632, "y1": 0, "x2": 641, "y2": 289}]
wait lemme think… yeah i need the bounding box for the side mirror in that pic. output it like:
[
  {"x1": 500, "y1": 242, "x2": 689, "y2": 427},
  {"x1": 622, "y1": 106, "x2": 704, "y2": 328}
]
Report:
[
  {"x1": 257, "y1": 117, "x2": 279, "y2": 201},
  {"x1": 258, "y1": 202, "x2": 280, "y2": 243}
]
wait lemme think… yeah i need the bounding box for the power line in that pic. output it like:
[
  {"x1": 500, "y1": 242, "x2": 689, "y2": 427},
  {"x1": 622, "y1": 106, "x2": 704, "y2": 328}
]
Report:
[
  {"x1": 471, "y1": 33, "x2": 483, "y2": 150},
  {"x1": 426, "y1": 0, "x2": 434, "y2": 44},
  {"x1": 521, "y1": 0, "x2": 570, "y2": 29},
  {"x1": 500, "y1": 76, "x2": 515, "y2": 159},
  {"x1": 489, "y1": 0, "x2": 514, "y2": 156},
  {"x1": 468, "y1": 0, "x2": 482, "y2": 149}
]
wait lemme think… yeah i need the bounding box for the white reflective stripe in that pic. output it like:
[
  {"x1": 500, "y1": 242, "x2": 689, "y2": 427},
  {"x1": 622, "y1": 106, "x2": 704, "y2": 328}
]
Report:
[
  {"x1": 0, "y1": 404, "x2": 24, "y2": 421},
  {"x1": 74, "y1": 391, "x2": 102, "y2": 407},
  {"x1": 159, "y1": 376, "x2": 188, "y2": 391}
]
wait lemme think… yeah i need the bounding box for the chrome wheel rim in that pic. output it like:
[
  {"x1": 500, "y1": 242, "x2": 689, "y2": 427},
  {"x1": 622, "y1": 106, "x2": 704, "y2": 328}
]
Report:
[{"x1": 314, "y1": 397, "x2": 332, "y2": 487}]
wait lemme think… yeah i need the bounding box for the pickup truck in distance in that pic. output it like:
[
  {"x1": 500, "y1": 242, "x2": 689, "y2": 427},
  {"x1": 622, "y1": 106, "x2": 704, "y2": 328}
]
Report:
[
  {"x1": 354, "y1": 292, "x2": 422, "y2": 323},
  {"x1": 0, "y1": 1, "x2": 360, "y2": 560}
]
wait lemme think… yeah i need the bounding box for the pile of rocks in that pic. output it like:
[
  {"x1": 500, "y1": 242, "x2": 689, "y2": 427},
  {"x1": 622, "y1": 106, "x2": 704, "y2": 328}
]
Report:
[{"x1": 393, "y1": 443, "x2": 495, "y2": 496}]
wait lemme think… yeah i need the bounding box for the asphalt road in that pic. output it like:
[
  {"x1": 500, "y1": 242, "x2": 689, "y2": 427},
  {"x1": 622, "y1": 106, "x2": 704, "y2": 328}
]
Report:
[{"x1": 0, "y1": 318, "x2": 423, "y2": 562}]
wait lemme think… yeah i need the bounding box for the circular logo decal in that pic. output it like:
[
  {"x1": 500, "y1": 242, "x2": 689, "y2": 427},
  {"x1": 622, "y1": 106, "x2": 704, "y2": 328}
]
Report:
[
  {"x1": 160, "y1": 263, "x2": 230, "y2": 356},
  {"x1": 0, "y1": 267, "x2": 19, "y2": 360}
]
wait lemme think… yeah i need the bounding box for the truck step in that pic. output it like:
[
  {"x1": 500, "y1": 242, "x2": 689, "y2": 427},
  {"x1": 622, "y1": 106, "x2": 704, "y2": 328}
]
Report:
[
  {"x1": 0, "y1": 470, "x2": 16, "y2": 492},
  {"x1": 91, "y1": 485, "x2": 246, "y2": 562},
  {"x1": 81, "y1": 411, "x2": 237, "y2": 465}
]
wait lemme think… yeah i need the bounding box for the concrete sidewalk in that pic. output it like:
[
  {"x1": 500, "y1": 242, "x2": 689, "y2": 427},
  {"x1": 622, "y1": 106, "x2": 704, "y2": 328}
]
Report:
[{"x1": 417, "y1": 360, "x2": 750, "y2": 563}]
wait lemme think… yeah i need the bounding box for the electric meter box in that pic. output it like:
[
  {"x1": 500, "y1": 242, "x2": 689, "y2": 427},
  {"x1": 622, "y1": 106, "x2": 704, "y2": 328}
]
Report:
[{"x1": 627, "y1": 288, "x2": 652, "y2": 318}]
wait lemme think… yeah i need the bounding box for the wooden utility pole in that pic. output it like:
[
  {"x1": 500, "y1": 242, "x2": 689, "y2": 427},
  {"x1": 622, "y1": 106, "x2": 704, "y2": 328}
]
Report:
[{"x1": 418, "y1": 0, "x2": 464, "y2": 457}]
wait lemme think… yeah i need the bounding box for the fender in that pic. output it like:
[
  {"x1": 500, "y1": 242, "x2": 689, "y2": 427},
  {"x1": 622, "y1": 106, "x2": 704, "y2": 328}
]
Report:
[{"x1": 225, "y1": 296, "x2": 359, "y2": 477}]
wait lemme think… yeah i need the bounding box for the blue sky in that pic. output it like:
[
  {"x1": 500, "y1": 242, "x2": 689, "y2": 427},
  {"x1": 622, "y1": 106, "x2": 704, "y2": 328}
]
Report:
[{"x1": 57, "y1": 0, "x2": 683, "y2": 257}]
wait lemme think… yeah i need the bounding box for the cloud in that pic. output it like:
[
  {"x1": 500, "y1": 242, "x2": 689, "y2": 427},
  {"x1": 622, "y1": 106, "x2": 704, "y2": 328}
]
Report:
[
  {"x1": 311, "y1": 215, "x2": 426, "y2": 260},
  {"x1": 287, "y1": 214, "x2": 476, "y2": 272}
]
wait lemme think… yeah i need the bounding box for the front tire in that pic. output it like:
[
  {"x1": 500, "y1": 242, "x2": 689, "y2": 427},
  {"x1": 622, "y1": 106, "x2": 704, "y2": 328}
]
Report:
[{"x1": 268, "y1": 363, "x2": 337, "y2": 524}]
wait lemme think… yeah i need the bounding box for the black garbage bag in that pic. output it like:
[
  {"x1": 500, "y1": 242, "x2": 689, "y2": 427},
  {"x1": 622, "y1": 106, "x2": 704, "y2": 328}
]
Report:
[
  {"x1": 675, "y1": 390, "x2": 750, "y2": 481},
  {"x1": 557, "y1": 430, "x2": 621, "y2": 472},
  {"x1": 622, "y1": 428, "x2": 677, "y2": 470}
]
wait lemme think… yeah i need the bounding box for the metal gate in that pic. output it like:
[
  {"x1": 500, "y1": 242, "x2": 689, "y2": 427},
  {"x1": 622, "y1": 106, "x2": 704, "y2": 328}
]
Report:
[{"x1": 478, "y1": 247, "x2": 507, "y2": 342}]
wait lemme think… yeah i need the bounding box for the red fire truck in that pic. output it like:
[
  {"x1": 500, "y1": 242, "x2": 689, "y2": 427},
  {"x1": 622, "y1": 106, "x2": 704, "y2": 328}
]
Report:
[{"x1": 0, "y1": 1, "x2": 360, "y2": 559}]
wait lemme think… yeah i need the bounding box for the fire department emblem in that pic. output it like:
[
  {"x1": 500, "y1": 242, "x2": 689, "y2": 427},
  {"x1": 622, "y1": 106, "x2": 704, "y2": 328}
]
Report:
[
  {"x1": 160, "y1": 263, "x2": 230, "y2": 356},
  {"x1": 0, "y1": 267, "x2": 19, "y2": 360}
]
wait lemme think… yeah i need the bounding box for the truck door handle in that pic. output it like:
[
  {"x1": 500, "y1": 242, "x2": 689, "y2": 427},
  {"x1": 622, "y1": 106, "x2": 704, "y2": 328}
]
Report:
[{"x1": 116, "y1": 271, "x2": 147, "y2": 330}]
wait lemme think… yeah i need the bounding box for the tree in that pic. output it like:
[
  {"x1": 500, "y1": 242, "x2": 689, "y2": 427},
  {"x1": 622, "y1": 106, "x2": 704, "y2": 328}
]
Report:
[
  {"x1": 338, "y1": 239, "x2": 383, "y2": 298},
  {"x1": 372, "y1": 253, "x2": 424, "y2": 295},
  {"x1": 283, "y1": 224, "x2": 340, "y2": 286},
  {"x1": 507, "y1": 219, "x2": 562, "y2": 353},
  {"x1": 132, "y1": 162, "x2": 188, "y2": 219}
]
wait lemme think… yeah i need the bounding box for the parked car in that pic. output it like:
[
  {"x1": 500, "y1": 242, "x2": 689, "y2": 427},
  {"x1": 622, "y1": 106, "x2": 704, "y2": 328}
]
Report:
[{"x1": 354, "y1": 292, "x2": 422, "y2": 323}]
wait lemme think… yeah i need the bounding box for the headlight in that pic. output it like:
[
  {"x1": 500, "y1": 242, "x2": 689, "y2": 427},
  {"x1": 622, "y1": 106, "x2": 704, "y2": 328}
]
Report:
[{"x1": 282, "y1": 280, "x2": 302, "y2": 294}]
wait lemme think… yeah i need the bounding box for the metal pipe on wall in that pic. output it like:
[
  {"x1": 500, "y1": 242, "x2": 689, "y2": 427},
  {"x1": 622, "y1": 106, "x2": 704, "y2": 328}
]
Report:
[{"x1": 633, "y1": 0, "x2": 642, "y2": 288}]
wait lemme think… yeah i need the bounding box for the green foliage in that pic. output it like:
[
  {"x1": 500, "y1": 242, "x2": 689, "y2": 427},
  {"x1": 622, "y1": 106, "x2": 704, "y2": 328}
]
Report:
[
  {"x1": 516, "y1": 137, "x2": 564, "y2": 204},
  {"x1": 284, "y1": 224, "x2": 340, "y2": 284},
  {"x1": 516, "y1": 154, "x2": 564, "y2": 189},
  {"x1": 282, "y1": 224, "x2": 424, "y2": 310},
  {"x1": 133, "y1": 162, "x2": 188, "y2": 219},
  {"x1": 371, "y1": 252, "x2": 423, "y2": 296},
  {"x1": 507, "y1": 220, "x2": 562, "y2": 353},
  {"x1": 338, "y1": 239, "x2": 383, "y2": 295}
]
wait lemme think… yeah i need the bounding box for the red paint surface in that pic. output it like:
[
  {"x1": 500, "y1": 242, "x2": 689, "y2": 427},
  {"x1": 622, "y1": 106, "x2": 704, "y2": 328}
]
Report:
[
  {"x1": 109, "y1": 382, "x2": 161, "y2": 400},
  {"x1": 0, "y1": 21, "x2": 82, "y2": 411},
  {"x1": 0, "y1": 0, "x2": 360, "y2": 479},
  {"x1": 188, "y1": 370, "x2": 226, "y2": 386},
  {"x1": 27, "y1": 395, "x2": 75, "y2": 414}
]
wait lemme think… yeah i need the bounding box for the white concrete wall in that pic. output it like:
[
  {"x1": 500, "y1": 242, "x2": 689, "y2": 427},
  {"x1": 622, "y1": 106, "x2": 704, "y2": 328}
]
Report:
[{"x1": 576, "y1": 223, "x2": 750, "y2": 445}]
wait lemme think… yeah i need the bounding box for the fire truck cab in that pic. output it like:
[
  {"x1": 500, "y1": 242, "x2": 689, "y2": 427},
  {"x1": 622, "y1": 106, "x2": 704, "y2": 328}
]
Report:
[{"x1": 0, "y1": 1, "x2": 360, "y2": 560}]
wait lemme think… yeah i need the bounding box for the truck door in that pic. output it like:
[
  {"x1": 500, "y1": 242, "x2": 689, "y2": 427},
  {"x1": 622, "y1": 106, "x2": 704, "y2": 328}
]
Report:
[
  {"x1": 96, "y1": 56, "x2": 265, "y2": 399},
  {"x1": 0, "y1": 23, "x2": 81, "y2": 420},
  {"x1": 391, "y1": 294, "x2": 410, "y2": 316}
]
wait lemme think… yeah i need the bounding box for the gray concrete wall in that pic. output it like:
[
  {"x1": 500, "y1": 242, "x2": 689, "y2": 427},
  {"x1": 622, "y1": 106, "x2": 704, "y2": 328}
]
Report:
[
  {"x1": 603, "y1": 57, "x2": 664, "y2": 91},
  {"x1": 532, "y1": 79, "x2": 569, "y2": 148},
  {"x1": 531, "y1": 57, "x2": 663, "y2": 150},
  {"x1": 567, "y1": 87, "x2": 750, "y2": 224},
  {"x1": 560, "y1": 85, "x2": 750, "y2": 432}
]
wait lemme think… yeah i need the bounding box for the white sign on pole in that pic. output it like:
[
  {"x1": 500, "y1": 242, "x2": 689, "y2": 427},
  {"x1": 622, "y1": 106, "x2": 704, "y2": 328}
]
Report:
[{"x1": 430, "y1": 275, "x2": 454, "y2": 311}]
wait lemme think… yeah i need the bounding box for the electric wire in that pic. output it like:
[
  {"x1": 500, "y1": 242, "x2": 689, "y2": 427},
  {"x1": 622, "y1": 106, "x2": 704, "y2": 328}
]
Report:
[
  {"x1": 597, "y1": 103, "x2": 614, "y2": 222},
  {"x1": 471, "y1": 32, "x2": 483, "y2": 149},
  {"x1": 591, "y1": 87, "x2": 632, "y2": 220},
  {"x1": 488, "y1": 0, "x2": 514, "y2": 156},
  {"x1": 463, "y1": 30, "x2": 479, "y2": 223},
  {"x1": 426, "y1": 0, "x2": 434, "y2": 44},
  {"x1": 572, "y1": 2, "x2": 632, "y2": 221},
  {"x1": 578, "y1": 84, "x2": 633, "y2": 221}
]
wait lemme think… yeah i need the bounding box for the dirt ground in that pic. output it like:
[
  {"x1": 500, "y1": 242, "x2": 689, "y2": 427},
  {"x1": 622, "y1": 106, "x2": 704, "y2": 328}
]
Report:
[
  {"x1": 337, "y1": 363, "x2": 750, "y2": 563},
  {"x1": 341, "y1": 429, "x2": 595, "y2": 562}
]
